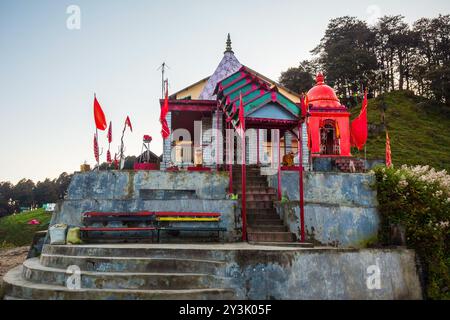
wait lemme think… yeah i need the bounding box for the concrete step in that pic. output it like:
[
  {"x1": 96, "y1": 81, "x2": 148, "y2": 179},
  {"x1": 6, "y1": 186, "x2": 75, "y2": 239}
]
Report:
[
  {"x1": 235, "y1": 187, "x2": 276, "y2": 195},
  {"x1": 247, "y1": 225, "x2": 287, "y2": 232},
  {"x1": 247, "y1": 213, "x2": 280, "y2": 221},
  {"x1": 247, "y1": 232, "x2": 295, "y2": 242},
  {"x1": 247, "y1": 208, "x2": 277, "y2": 215},
  {"x1": 3, "y1": 266, "x2": 235, "y2": 300},
  {"x1": 22, "y1": 258, "x2": 226, "y2": 290},
  {"x1": 39, "y1": 254, "x2": 226, "y2": 275},
  {"x1": 248, "y1": 242, "x2": 314, "y2": 248},
  {"x1": 246, "y1": 201, "x2": 274, "y2": 209},
  {"x1": 242, "y1": 194, "x2": 277, "y2": 201},
  {"x1": 42, "y1": 245, "x2": 229, "y2": 261},
  {"x1": 246, "y1": 219, "x2": 284, "y2": 226},
  {"x1": 234, "y1": 182, "x2": 268, "y2": 188}
]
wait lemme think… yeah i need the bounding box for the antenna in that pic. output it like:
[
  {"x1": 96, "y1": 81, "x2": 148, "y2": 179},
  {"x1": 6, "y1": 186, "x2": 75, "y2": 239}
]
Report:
[{"x1": 157, "y1": 62, "x2": 170, "y2": 99}]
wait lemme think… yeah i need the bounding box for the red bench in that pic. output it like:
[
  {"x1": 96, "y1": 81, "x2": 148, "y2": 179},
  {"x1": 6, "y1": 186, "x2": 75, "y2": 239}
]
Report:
[{"x1": 80, "y1": 211, "x2": 157, "y2": 242}]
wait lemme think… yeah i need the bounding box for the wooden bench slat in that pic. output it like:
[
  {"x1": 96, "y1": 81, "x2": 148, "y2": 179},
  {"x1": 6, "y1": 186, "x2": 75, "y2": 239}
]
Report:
[
  {"x1": 83, "y1": 212, "x2": 154, "y2": 217},
  {"x1": 160, "y1": 227, "x2": 226, "y2": 232},
  {"x1": 155, "y1": 212, "x2": 220, "y2": 217},
  {"x1": 157, "y1": 217, "x2": 220, "y2": 222},
  {"x1": 80, "y1": 227, "x2": 156, "y2": 232}
]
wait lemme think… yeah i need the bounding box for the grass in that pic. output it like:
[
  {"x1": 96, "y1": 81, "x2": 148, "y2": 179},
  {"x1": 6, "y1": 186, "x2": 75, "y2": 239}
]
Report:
[
  {"x1": 350, "y1": 91, "x2": 450, "y2": 171},
  {"x1": 0, "y1": 208, "x2": 51, "y2": 249}
]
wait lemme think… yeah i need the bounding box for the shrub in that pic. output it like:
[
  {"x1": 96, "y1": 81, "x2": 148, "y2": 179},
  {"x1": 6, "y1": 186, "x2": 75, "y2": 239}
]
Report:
[{"x1": 373, "y1": 165, "x2": 450, "y2": 299}]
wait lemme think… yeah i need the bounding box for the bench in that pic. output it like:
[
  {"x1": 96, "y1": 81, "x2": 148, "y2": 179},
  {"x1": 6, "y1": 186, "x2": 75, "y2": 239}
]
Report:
[
  {"x1": 155, "y1": 212, "x2": 226, "y2": 242},
  {"x1": 80, "y1": 211, "x2": 157, "y2": 242}
]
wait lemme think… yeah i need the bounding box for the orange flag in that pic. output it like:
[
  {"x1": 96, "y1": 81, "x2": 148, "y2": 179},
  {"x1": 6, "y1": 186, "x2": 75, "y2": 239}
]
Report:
[
  {"x1": 386, "y1": 130, "x2": 392, "y2": 167},
  {"x1": 350, "y1": 91, "x2": 368, "y2": 150},
  {"x1": 93, "y1": 95, "x2": 107, "y2": 131}
]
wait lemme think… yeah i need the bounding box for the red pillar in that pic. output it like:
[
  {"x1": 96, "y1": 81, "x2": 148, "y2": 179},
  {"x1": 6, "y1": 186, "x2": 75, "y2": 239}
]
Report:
[
  {"x1": 277, "y1": 130, "x2": 282, "y2": 201},
  {"x1": 216, "y1": 108, "x2": 219, "y2": 171},
  {"x1": 256, "y1": 129, "x2": 260, "y2": 165},
  {"x1": 241, "y1": 127, "x2": 247, "y2": 241},
  {"x1": 298, "y1": 122, "x2": 306, "y2": 242},
  {"x1": 227, "y1": 121, "x2": 233, "y2": 194}
]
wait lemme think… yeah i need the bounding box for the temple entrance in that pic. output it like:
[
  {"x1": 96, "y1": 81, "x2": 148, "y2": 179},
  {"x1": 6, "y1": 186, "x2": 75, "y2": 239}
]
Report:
[{"x1": 320, "y1": 120, "x2": 339, "y2": 155}]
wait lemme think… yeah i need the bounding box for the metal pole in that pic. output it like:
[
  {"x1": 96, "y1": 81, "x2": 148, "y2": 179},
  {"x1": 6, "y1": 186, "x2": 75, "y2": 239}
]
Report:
[
  {"x1": 298, "y1": 122, "x2": 305, "y2": 242},
  {"x1": 96, "y1": 128, "x2": 99, "y2": 171}
]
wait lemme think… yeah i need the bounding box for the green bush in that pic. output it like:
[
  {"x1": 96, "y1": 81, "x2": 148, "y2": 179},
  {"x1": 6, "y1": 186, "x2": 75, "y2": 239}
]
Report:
[{"x1": 373, "y1": 165, "x2": 450, "y2": 299}]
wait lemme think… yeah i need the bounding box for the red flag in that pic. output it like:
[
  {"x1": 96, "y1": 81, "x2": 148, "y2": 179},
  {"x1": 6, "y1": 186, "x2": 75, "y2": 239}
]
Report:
[
  {"x1": 350, "y1": 91, "x2": 368, "y2": 150},
  {"x1": 106, "y1": 150, "x2": 112, "y2": 163},
  {"x1": 93, "y1": 95, "x2": 107, "y2": 131},
  {"x1": 307, "y1": 120, "x2": 312, "y2": 150},
  {"x1": 107, "y1": 122, "x2": 112, "y2": 143},
  {"x1": 386, "y1": 131, "x2": 392, "y2": 168},
  {"x1": 114, "y1": 153, "x2": 119, "y2": 169},
  {"x1": 125, "y1": 116, "x2": 133, "y2": 132},
  {"x1": 300, "y1": 94, "x2": 308, "y2": 118},
  {"x1": 238, "y1": 92, "x2": 245, "y2": 131},
  {"x1": 93, "y1": 134, "x2": 99, "y2": 163},
  {"x1": 160, "y1": 81, "x2": 170, "y2": 139}
]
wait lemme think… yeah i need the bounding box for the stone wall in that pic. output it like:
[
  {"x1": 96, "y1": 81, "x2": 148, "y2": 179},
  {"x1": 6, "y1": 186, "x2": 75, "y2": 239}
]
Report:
[
  {"x1": 223, "y1": 248, "x2": 422, "y2": 300},
  {"x1": 50, "y1": 170, "x2": 241, "y2": 242},
  {"x1": 268, "y1": 171, "x2": 379, "y2": 247}
]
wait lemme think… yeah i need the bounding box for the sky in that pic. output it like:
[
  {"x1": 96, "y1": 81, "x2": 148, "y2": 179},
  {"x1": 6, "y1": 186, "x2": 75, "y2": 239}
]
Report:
[{"x1": 0, "y1": 0, "x2": 449, "y2": 184}]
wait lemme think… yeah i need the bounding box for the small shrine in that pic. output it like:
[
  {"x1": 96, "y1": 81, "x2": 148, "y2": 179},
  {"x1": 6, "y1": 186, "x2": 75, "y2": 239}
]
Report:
[{"x1": 306, "y1": 72, "x2": 352, "y2": 158}]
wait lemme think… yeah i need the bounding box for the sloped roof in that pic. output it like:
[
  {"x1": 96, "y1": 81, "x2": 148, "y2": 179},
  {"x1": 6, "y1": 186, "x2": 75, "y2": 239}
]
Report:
[
  {"x1": 215, "y1": 66, "x2": 300, "y2": 127},
  {"x1": 198, "y1": 51, "x2": 242, "y2": 100}
]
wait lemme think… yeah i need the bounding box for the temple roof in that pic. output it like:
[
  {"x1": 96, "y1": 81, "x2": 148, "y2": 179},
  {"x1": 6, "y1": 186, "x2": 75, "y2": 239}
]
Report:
[
  {"x1": 198, "y1": 34, "x2": 242, "y2": 100},
  {"x1": 307, "y1": 73, "x2": 342, "y2": 108},
  {"x1": 215, "y1": 66, "x2": 300, "y2": 128}
]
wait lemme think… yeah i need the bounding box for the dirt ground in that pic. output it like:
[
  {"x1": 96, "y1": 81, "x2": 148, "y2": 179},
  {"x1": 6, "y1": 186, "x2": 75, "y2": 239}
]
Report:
[{"x1": 0, "y1": 246, "x2": 29, "y2": 279}]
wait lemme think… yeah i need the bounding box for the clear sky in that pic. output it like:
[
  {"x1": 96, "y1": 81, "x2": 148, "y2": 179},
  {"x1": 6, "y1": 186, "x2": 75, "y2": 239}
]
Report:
[{"x1": 0, "y1": 0, "x2": 449, "y2": 183}]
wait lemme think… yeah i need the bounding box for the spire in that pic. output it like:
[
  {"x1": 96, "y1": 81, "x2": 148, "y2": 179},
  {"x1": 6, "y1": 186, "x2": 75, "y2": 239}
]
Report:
[{"x1": 225, "y1": 33, "x2": 233, "y2": 54}]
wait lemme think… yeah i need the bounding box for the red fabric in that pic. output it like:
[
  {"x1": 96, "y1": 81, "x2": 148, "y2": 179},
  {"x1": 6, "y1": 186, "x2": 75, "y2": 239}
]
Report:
[
  {"x1": 160, "y1": 83, "x2": 170, "y2": 139},
  {"x1": 238, "y1": 92, "x2": 245, "y2": 131},
  {"x1": 114, "y1": 153, "x2": 119, "y2": 169},
  {"x1": 93, "y1": 96, "x2": 107, "y2": 131},
  {"x1": 107, "y1": 121, "x2": 112, "y2": 143},
  {"x1": 307, "y1": 120, "x2": 312, "y2": 150},
  {"x1": 300, "y1": 95, "x2": 307, "y2": 118},
  {"x1": 386, "y1": 131, "x2": 392, "y2": 167},
  {"x1": 106, "y1": 150, "x2": 112, "y2": 163},
  {"x1": 125, "y1": 116, "x2": 133, "y2": 132},
  {"x1": 94, "y1": 134, "x2": 99, "y2": 163},
  {"x1": 350, "y1": 91, "x2": 368, "y2": 150}
]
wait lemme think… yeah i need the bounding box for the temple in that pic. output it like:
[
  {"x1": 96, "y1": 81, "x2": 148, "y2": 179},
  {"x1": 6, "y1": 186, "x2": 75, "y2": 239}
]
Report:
[{"x1": 160, "y1": 34, "x2": 354, "y2": 172}]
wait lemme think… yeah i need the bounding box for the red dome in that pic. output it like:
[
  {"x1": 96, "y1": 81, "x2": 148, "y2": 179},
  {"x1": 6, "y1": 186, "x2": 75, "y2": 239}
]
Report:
[{"x1": 306, "y1": 73, "x2": 341, "y2": 108}]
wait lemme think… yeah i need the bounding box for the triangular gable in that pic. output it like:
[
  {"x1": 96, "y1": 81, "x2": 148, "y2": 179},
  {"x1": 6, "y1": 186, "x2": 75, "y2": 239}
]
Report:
[
  {"x1": 247, "y1": 102, "x2": 297, "y2": 121},
  {"x1": 215, "y1": 66, "x2": 300, "y2": 126}
]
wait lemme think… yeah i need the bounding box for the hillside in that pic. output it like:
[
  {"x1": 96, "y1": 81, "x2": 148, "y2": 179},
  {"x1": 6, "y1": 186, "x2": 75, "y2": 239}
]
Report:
[
  {"x1": 0, "y1": 209, "x2": 51, "y2": 248},
  {"x1": 350, "y1": 91, "x2": 450, "y2": 171}
]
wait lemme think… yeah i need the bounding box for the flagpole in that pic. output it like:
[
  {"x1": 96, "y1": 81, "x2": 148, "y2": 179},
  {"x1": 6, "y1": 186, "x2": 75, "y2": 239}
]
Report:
[{"x1": 96, "y1": 128, "x2": 99, "y2": 171}]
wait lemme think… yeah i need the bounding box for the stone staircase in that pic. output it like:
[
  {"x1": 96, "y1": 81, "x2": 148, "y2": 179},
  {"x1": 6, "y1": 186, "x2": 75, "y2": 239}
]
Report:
[
  {"x1": 2, "y1": 245, "x2": 235, "y2": 300},
  {"x1": 232, "y1": 166, "x2": 297, "y2": 244}
]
